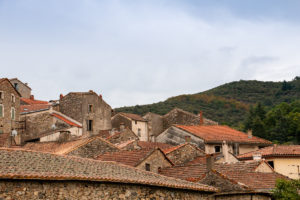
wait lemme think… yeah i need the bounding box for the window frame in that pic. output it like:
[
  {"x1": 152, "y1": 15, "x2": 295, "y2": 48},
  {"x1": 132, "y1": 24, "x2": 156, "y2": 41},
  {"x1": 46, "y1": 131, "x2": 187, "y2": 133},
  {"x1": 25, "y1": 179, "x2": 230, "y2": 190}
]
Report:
[
  {"x1": 214, "y1": 145, "x2": 222, "y2": 153},
  {"x1": 11, "y1": 94, "x2": 15, "y2": 103},
  {"x1": 11, "y1": 107, "x2": 15, "y2": 120},
  {"x1": 88, "y1": 104, "x2": 93, "y2": 113},
  {"x1": 0, "y1": 91, "x2": 3, "y2": 99},
  {"x1": 87, "y1": 120, "x2": 93, "y2": 131},
  {"x1": 145, "y1": 163, "x2": 151, "y2": 171}
]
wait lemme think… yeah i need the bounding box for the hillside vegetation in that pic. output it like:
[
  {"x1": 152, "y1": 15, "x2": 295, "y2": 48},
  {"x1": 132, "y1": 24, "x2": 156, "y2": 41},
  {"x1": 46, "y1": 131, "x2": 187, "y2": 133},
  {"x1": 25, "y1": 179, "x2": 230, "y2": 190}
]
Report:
[{"x1": 115, "y1": 77, "x2": 300, "y2": 128}]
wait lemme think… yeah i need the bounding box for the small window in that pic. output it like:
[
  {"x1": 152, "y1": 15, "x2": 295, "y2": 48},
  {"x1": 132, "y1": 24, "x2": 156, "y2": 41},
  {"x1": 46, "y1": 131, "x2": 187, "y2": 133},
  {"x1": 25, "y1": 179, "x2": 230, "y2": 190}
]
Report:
[
  {"x1": 0, "y1": 91, "x2": 3, "y2": 99},
  {"x1": 88, "y1": 104, "x2": 93, "y2": 113},
  {"x1": 145, "y1": 163, "x2": 150, "y2": 171},
  {"x1": 214, "y1": 146, "x2": 221, "y2": 153},
  {"x1": 11, "y1": 107, "x2": 15, "y2": 120},
  {"x1": 87, "y1": 120, "x2": 93, "y2": 131},
  {"x1": 138, "y1": 128, "x2": 141, "y2": 137},
  {"x1": 0, "y1": 104, "x2": 3, "y2": 117},
  {"x1": 268, "y1": 161, "x2": 274, "y2": 169},
  {"x1": 14, "y1": 83, "x2": 18, "y2": 90},
  {"x1": 135, "y1": 120, "x2": 137, "y2": 124},
  {"x1": 11, "y1": 94, "x2": 15, "y2": 103}
]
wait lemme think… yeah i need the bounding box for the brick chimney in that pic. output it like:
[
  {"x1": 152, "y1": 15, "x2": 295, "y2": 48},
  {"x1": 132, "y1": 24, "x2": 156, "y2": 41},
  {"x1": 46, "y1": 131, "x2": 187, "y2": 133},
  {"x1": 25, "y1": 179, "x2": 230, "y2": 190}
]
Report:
[
  {"x1": 185, "y1": 135, "x2": 191, "y2": 143},
  {"x1": 206, "y1": 154, "x2": 215, "y2": 172},
  {"x1": 30, "y1": 95, "x2": 34, "y2": 100},
  {"x1": 59, "y1": 94, "x2": 64, "y2": 100},
  {"x1": 247, "y1": 130, "x2": 252, "y2": 138},
  {"x1": 199, "y1": 111, "x2": 204, "y2": 125}
]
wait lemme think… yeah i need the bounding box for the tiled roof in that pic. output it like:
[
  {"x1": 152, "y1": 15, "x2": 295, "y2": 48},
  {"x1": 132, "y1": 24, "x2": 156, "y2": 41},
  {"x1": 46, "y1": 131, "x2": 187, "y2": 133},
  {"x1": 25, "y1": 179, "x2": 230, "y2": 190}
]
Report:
[
  {"x1": 163, "y1": 143, "x2": 205, "y2": 155},
  {"x1": 138, "y1": 141, "x2": 174, "y2": 150},
  {"x1": 116, "y1": 140, "x2": 136, "y2": 149},
  {"x1": 20, "y1": 104, "x2": 51, "y2": 114},
  {"x1": 0, "y1": 148, "x2": 216, "y2": 192},
  {"x1": 159, "y1": 161, "x2": 287, "y2": 191},
  {"x1": 97, "y1": 149, "x2": 156, "y2": 167},
  {"x1": 175, "y1": 125, "x2": 272, "y2": 144},
  {"x1": 21, "y1": 97, "x2": 49, "y2": 105},
  {"x1": 238, "y1": 145, "x2": 300, "y2": 160},
  {"x1": 119, "y1": 112, "x2": 147, "y2": 122},
  {"x1": 51, "y1": 113, "x2": 82, "y2": 128}
]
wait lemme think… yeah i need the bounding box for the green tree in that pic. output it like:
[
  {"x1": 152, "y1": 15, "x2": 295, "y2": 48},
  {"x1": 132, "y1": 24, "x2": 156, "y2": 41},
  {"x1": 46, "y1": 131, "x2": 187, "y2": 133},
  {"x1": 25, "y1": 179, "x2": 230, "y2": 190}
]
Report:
[{"x1": 272, "y1": 179, "x2": 300, "y2": 200}]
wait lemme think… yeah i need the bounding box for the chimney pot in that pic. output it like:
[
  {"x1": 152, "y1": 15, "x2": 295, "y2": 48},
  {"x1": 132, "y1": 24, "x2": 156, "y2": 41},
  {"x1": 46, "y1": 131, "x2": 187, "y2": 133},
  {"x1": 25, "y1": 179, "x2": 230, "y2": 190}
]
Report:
[
  {"x1": 247, "y1": 130, "x2": 252, "y2": 138},
  {"x1": 59, "y1": 94, "x2": 64, "y2": 100},
  {"x1": 30, "y1": 95, "x2": 34, "y2": 100},
  {"x1": 199, "y1": 111, "x2": 204, "y2": 125},
  {"x1": 99, "y1": 94, "x2": 102, "y2": 99}
]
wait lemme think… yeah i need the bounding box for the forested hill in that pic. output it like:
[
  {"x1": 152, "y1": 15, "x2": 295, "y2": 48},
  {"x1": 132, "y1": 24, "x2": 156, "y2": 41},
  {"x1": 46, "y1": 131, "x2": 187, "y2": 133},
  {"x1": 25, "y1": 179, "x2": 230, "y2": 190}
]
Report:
[{"x1": 115, "y1": 77, "x2": 300, "y2": 128}]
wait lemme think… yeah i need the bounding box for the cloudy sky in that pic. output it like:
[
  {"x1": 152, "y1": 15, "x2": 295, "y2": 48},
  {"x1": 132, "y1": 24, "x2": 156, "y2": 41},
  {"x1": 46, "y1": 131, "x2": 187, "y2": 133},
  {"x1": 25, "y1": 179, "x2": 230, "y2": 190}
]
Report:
[{"x1": 1, "y1": 0, "x2": 300, "y2": 108}]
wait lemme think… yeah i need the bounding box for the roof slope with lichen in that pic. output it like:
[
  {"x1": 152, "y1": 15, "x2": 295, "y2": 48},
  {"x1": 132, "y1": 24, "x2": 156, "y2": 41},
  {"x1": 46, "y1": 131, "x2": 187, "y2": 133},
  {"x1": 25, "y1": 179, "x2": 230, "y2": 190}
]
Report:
[{"x1": 0, "y1": 148, "x2": 216, "y2": 192}]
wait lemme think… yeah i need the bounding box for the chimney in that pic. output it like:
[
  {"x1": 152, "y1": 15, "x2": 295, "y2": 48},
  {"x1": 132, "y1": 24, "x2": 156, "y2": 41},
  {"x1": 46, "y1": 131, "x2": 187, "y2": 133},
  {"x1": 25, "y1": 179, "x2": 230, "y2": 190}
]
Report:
[
  {"x1": 206, "y1": 154, "x2": 215, "y2": 172},
  {"x1": 30, "y1": 95, "x2": 34, "y2": 100},
  {"x1": 99, "y1": 94, "x2": 102, "y2": 100},
  {"x1": 247, "y1": 130, "x2": 252, "y2": 138},
  {"x1": 253, "y1": 152, "x2": 262, "y2": 160},
  {"x1": 199, "y1": 111, "x2": 204, "y2": 125},
  {"x1": 185, "y1": 135, "x2": 191, "y2": 143},
  {"x1": 25, "y1": 83, "x2": 28, "y2": 86},
  {"x1": 222, "y1": 141, "x2": 229, "y2": 163},
  {"x1": 59, "y1": 94, "x2": 64, "y2": 100},
  {"x1": 120, "y1": 122, "x2": 125, "y2": 132},
  {"x1": 89, "y1": 90, "x2": 93, "y2": 93}
]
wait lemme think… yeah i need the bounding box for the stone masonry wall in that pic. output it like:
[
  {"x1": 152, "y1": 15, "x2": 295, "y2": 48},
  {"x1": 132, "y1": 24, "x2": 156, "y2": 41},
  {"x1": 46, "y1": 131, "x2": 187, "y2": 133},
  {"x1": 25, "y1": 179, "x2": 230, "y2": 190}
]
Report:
[
  {"x1": 9, "y1": 79, "x2": 31, "y2": 99},
  {"x1": 108, "y1": 128, "x2": 138, "y2": 144},
  {"x1": 163, "y1": 109, "x2": 200, "y2": 130},
  {"x1": 143, "y1": 113, "x2": 164, "y2": 138},
  {"x1": 111, "y1": 115, "x2": 132, "y2": 131},
  {"x1": 167, "y1": 144, "x2": 205, "y2": 165},
  {"x1": 0, "y1": 180, "x2": 211, "y2": 200},
  {"x1": 0, "y1": 80, "x2": 20, "y2": 147},
  {"x1": 213, "y1": 193, "x2": 271, "y2": 200},
  {"x1": 67, "y1": 138, "x2": 119, "y2": 159},
  {"x1": 137, "y1": 150, "x2": 173, "y2": 173}
]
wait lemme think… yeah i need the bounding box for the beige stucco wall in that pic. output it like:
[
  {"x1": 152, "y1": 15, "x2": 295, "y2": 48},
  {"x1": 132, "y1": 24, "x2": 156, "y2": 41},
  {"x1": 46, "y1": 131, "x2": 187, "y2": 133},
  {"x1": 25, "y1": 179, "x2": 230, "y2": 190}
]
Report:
[
  {"x1": 205, "y1": 144, "x2": 234, "y2": 154},
  {"x1": 132, "y1": 121, "x2": 148, "y2": 141},
  {"x1": 266, "y1": 158, "x2": 300, "y2": 179},
  {"x1": 239, "y1": 145, "x2": 259, "y2": 155}
]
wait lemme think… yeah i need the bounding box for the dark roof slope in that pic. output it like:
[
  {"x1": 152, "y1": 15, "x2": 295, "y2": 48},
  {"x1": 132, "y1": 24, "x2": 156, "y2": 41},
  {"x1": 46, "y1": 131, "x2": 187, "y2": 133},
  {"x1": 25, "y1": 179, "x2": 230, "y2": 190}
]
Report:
[
  {"x1": 119, "y1": 112, "x2": 147, "y2": 122},
  {"x1": 0, "y1": 148, "x2": 216, "y2": 192},
  {"x1": 138, "y1": 141, "x2": 174, "y2": 150}
]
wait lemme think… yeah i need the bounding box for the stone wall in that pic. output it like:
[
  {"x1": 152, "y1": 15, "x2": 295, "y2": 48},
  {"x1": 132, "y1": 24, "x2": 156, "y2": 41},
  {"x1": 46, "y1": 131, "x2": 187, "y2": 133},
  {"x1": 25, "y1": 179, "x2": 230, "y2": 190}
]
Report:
[
  {"x1": 143, "y1": 112, "x2": 164, "y2": 139},
  {"x1": 0, "y1": 79, "x2": 20, "y2": 147},
  {"x1": 108, "y1": 128, "x2": 138, "y2": 144},
  {"x1": 22, "y1": 112, "x2": 70, "y2": 142},
  {"x1": 167, "y1": 144, "x2": 205, "y2": 165},
  {"x1": 213, "y1": 193, "x2": 271, "y2": 200},
  {"x1": 60, "y1": 91, "x2": 112, "y2": 136},
  {"x1": 111, "y1": 115, "x2": 132, "y2": 132},
  {"x1": 137, "y1": 149, "x2": 173, "y2": 173},
  {"x1": 163, "y1": 109, "x2": 200, "y2": 130},
  {"x1": 9, "y1": 79, "x2": 31, "y2": 98},
  {"x1": 0, "y1": 180, "x2": 211, "y2": 200},
  {"x1": 67, "y1": 138, "x2": 119, "y2": 159}
]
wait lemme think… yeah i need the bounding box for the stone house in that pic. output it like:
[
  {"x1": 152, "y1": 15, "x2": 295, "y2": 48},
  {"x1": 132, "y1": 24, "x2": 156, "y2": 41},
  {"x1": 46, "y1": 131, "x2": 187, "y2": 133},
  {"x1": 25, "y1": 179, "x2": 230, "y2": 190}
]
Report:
[
  {"x1": 0, "y1": 148, "x2": 216, "y2": 199},
  {"x1": 112, "y1": 112, "x2": 149, "y2": 141},
  {"x1": 159, "y1": 158, "x2": 288, "y2": 194},
  {"x1": 143, "y1": 108, "x2": 218, "y2": 141},
  {"x1": 107, "y1": 127, "x2": 139, "y2": 145},
  {"x1": 163, "y1": 142, "x2": 206, "y2": 165},
  {"x1": 59, "y1": 91, "x2": 112, "y2": 136},
  {"x1": 156, "y1": 125, "x2": 272, "y2": 155},
  {"x1": 238, "y1": 145, "x2": 300, "y2": 179},
  {"x1": 0, "y1": 78, "x2": 21, "y2": 147},
  {"x1": 9, "y1": 78, "x2": 31, "y2": 98},
  {"x1": 21, "y1": 109, "x2": 82, "y2": 143},
  {"x1": 97, "y1": 148, "x2": 174, "y2": 173}
]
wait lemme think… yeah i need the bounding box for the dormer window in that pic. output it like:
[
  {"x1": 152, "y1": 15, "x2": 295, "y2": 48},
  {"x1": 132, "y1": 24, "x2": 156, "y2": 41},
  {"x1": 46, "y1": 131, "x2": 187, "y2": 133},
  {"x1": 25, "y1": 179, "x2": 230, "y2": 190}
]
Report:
[{"x1": 11, "y1": 94, "x2": 15, "y2": 103}]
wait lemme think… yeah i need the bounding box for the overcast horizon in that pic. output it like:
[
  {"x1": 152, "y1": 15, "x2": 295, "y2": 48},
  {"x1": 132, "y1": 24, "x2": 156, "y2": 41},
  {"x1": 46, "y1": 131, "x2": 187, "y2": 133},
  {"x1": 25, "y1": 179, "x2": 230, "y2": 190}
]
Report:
[{"x1": 1, "y1": 0, "x2": 300, "y2": 108}]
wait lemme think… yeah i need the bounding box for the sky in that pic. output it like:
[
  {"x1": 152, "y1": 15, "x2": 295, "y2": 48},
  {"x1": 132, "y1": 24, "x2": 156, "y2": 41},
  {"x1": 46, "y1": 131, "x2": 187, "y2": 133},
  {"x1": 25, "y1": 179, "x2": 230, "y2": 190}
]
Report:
[{"x1": 1, "y1": 0, "x2": 300, "y2": 108}]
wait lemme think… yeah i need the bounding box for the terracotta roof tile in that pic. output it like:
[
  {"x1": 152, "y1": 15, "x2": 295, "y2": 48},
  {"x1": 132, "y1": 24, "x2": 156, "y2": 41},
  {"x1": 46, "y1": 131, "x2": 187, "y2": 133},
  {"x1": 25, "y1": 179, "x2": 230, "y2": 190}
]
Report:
[
  {"x1": 51, "y1": 113, "x2": 82, "y2": 128},
  {"x1": 21, "y1": 98, "x2": 49, "y2": 105},
  {"x1": 238, "y1": 145, "x2": 300, "y2": 160},
  {"x1": 175, "y1": 125, "x2": 272, "y2": 144},
  {"x1": 20, "y1": 104, "x2": 50, "y2": 114},
  {"x1": 0, "y1": 148, "x2": 216, "y2": 192},
  {"x1": 138, "y1": 141, "x2": 174, "y2": 150}
]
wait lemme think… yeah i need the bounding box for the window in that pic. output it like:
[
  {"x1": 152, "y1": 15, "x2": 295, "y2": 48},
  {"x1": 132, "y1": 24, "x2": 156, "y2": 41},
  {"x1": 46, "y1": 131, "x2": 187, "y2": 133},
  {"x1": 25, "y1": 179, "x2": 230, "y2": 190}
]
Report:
[
  {"x1": 214, "y1": 145, "x2": 221, "y2": 153},
  {"x1": 87, "y1": 120, "x2": 93, "y2": 131},
  {"x1": 0, "y1": 91, "x2": 3, "y2": 99},
  {"x1": 268, "y1": 161, "x2": 274, "y2": 169},
  {"x1": 135, "y1": 120, "x2": 137, "y2": 124},
  {"x1": 11, "y1": 107, "x2": 15, "y2": 120},
  {"x1": 14, "y1": 83, "x2": 18, "y2": 90},
  {"x1": 0, "y1": 104, "x2": 3, "y2": 118},
  {"x1": 138, "y1": 128, "x2": 141, "y2": 137},
  {"x1": 88, "y1": 104, "x2": 93, "y2": 113},
  {"x1": 145, "y1": 163, "x2": 150, "y2": 171},
  {"x1": 11, "y1": 94, "x2": 15, "y2": 103}
]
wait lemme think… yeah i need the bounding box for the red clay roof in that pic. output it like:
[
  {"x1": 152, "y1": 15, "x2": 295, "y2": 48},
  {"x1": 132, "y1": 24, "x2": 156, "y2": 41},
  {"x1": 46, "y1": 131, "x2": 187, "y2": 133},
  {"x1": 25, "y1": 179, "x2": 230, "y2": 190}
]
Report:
[
  {"x1": 238, "y1": 145, "x2": 300, "y2": 160},
  {"x1": 97, "y1": 149, "x2": 156, "y2": 167},
  {"x1": 174, "y1": 125, "x2": 272, "y2": 144},
  {"x1": 159, "y1": 161, "x2": 287, "y2": 191},
  {"x1": 51, "y1": 113, "x2": 82, "y2": 128},
  {"x1": 21, "y1": 97, "x2": 49, "y2": 105},
  {"x1": 0, "y1": 148, "x2": 216, "y2": 192},
  {"x1": 20, "y1": 104, "x2": 50, "y2": 114},
  {"x1": 119, "y1": 112, "x2": 147, "y2": 122},
  {"x1": 138, "y1": 141, "x2": 174, "y2": 150}
]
